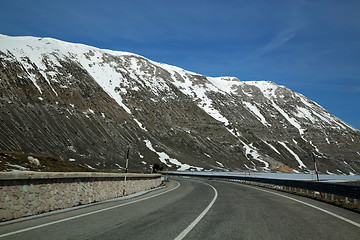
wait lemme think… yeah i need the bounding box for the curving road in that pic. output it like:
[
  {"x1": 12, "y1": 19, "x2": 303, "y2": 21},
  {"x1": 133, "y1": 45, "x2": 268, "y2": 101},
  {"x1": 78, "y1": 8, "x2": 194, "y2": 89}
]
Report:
[{"x1": 0, "y1": 177, "x2": 359, "y2": 239}]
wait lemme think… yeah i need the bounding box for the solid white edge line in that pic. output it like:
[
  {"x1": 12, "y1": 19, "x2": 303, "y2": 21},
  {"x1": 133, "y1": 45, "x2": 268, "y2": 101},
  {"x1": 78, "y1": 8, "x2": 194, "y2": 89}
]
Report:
[
  {"x1": 0, "y1": 181, "x2": 180, "y2": 238},
  {"x1": 237, "y1": 182, "x2": 360, "y2": 228},
  {"x1": 0, "y1": 185, "x2": 167, "y2": 227},
  {"x1": 174, "y1": 182, "x2": 218, "y2": 240}
]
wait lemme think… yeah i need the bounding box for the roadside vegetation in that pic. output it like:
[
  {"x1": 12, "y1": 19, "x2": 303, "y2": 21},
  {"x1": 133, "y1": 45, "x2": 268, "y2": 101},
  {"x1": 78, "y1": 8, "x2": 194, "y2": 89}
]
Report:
[
  {"x1": 0, "y1": 151, "x2": 94, "y2": 172},
  {"x1": 0, "y1": 151, "x2": 166, "y2": 174}
]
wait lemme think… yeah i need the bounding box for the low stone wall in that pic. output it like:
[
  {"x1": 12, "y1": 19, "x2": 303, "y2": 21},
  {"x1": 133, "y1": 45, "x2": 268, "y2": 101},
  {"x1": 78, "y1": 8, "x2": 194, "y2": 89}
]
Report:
[{"x1": 0, "y1": 172, "x2": 162, "y2": 222}]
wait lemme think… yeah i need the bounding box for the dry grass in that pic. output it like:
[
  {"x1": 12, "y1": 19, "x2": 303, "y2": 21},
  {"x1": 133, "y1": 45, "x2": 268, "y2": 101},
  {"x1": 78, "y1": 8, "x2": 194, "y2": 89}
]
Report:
[
  {"x1": 273, "y1": 166, "x2": 296, "y2": 173},
  {"x1": 0, "y1": 150, "x2": 94, "y2": 172}
]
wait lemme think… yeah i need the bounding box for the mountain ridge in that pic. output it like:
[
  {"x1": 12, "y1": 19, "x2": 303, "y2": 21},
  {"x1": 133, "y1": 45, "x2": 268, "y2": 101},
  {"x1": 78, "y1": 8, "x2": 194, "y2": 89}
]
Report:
[{"x1": 1, "y1": 34, "x2": 359, "y2": 174}]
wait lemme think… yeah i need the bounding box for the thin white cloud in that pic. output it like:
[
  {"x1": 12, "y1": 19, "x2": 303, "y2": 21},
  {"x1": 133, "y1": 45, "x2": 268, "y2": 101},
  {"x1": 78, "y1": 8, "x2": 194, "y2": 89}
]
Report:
[
  {"x1": 264, "y1": 28, "x2": 297, "y2": 52},
  {"x1": 251, "y1": 26, "x2": 299, "y2": 59}
]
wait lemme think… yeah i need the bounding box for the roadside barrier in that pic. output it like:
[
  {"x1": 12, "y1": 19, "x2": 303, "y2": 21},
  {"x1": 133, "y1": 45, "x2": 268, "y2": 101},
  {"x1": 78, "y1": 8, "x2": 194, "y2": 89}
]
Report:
[
  {"x1": 0, "y1": 172, "x2": 162, "y2": 221},
  {"x1": 166, "y1": 172, "x2": 360, "y2": 207}
]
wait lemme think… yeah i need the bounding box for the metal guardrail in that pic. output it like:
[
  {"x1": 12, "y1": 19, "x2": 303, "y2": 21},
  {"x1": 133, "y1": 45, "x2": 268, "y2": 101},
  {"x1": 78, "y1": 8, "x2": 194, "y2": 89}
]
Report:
[{"x1": 165, "y1": 172, "x2": 360, "y2": 199}]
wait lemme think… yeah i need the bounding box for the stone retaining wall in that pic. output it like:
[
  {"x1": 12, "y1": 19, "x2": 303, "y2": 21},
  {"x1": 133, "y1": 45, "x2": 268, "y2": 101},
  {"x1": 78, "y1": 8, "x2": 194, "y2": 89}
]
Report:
[{"x1": 0, "y1": 172, "x2": 162, "y2": 222}]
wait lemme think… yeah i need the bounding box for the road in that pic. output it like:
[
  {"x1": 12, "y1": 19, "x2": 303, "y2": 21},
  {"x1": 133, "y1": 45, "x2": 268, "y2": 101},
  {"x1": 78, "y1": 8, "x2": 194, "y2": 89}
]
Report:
[{"x1": 0, "y1": 177, "x2": 359, "y2": 239}]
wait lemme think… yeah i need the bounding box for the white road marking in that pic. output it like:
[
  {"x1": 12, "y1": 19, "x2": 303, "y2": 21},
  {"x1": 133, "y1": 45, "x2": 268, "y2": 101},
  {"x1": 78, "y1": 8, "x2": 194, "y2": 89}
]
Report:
[
  {"x1": 174, "y1": 182, "x2": 218, "y2": 240},
  {"x1": 0, "y1": 185, "x2": 167, "y2": 227},
  {"x1": 0, "y1": 181, "x2": 180, "y2": 238},
  {"x1": 238, "y1": 182, "x2": 360, "y2": 228}
]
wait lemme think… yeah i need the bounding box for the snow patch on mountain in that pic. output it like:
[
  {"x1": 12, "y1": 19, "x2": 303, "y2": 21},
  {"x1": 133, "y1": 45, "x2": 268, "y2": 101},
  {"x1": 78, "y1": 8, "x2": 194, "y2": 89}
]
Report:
[
  {"x1": 263, "y1": 141, "x2": 281, "y2": 155},
  {"x1": 246, "y1": 81, "x2": 279, "y2": 99},
  {"x1": 242, "y1": 142, "x2": 270, "y2": 171},
  {"x1": 271, "y1": 100, "x2": 305, "y2": 135},
  {"x1": 1, "y1": 34, "x2": 359, "y2": 173},
  {"x1": 134, "y1": 119, "x2": 147, "y2": 131},
  {"x1": 243, "y1": 102, "x2": 270, "y2": 126},
  {"x1": 278, "y1": 141, "x2": 306, "y2": 169},
  {"x1": 144, "y1": 139, "x2": 203, "y2": 171},
  {"x1": 206, "y1": 76, "x2": 243, "y2": 93}
]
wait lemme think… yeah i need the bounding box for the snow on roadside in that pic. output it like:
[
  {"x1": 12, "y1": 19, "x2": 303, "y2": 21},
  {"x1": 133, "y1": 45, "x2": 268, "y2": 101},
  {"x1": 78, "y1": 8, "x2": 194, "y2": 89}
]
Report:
[
  {"x1": 216, "y1": 161, "x2": 224, "y2": 168},
  {"x1": 6, "y1": 164, "x2": 30, "y2": 171},
  {"x1": 85, "y1": 164, "x2": 95, "y2": 170}
]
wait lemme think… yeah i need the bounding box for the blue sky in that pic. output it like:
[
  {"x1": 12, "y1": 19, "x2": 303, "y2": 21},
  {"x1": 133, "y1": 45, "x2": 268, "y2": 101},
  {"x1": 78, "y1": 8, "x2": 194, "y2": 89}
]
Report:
[{"x1": 1, "y1": 0, "x2": 359, "y2": 129}]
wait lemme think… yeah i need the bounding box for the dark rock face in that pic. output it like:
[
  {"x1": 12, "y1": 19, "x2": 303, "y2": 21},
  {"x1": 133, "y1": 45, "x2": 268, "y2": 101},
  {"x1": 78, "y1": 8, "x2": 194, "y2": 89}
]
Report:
[{"x1": 0, "y1": 34, "x2": 359, "y2": 173}]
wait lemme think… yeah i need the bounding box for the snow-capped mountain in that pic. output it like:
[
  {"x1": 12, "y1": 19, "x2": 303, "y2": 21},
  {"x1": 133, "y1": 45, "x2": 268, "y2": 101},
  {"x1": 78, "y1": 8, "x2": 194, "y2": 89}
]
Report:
[{"x1": 0, "y1": 34, "x2": 359, "y2": 174}]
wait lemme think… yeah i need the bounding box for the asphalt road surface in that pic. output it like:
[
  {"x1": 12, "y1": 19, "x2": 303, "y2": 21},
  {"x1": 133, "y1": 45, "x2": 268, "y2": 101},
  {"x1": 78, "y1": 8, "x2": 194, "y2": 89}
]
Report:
[{"x1": 0, "y1": 177, "x2": 359, "y2": 239}]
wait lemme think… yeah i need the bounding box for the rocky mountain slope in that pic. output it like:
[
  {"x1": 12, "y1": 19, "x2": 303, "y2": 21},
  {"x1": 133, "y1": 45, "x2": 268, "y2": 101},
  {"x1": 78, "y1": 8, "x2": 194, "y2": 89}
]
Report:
[{"x1": 0, "y1": 34, "x2": 359, "y2": 174}]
